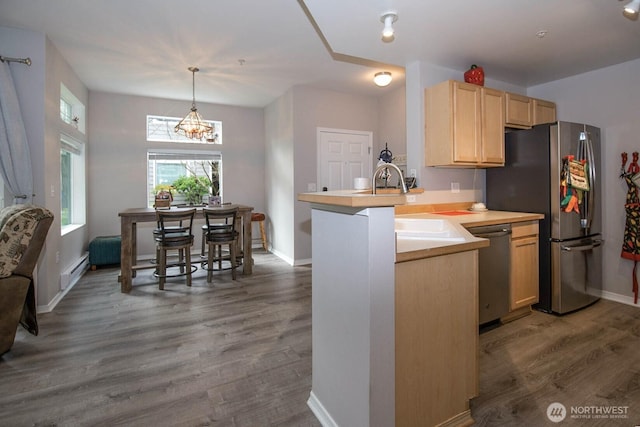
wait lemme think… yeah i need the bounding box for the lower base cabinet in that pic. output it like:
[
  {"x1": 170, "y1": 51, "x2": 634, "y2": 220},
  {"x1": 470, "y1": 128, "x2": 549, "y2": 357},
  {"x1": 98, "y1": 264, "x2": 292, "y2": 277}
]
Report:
[
  {"x1": 510, "y1": 221, "x2": 540, "y2": 310},
  {"x1": 395, "y1": 250, "x2": 479, "y2": 427}
]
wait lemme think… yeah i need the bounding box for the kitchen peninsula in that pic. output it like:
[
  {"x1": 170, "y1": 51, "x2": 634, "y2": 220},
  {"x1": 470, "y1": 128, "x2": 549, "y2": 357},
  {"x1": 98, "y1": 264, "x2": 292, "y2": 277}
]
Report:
[{"x1": 299, "y1": 190, "x2": 543, "y2": 427}]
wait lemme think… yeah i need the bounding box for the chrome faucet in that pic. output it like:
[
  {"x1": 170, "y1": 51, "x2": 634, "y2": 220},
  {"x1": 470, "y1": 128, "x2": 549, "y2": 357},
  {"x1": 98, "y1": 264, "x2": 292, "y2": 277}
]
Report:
[{"x1": 372, "y1": 162, "x2": 409, "y2": 194}]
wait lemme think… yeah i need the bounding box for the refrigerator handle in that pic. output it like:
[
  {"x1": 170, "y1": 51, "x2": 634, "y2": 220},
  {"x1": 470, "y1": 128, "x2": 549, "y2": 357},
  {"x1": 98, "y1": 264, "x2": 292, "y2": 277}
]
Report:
[
  {"x1": 560, "y1": 239, "x2": 603, "y2": 252},
  {"x1": 585, "y1": 131, "x2": 596, "y2": 231}
]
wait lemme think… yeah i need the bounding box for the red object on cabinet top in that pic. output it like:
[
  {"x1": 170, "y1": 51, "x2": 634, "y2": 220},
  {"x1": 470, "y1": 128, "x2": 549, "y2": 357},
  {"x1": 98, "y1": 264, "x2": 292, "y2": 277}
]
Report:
[{"x1": 464, "y1": 64, "x2": 485, "y2": 86}]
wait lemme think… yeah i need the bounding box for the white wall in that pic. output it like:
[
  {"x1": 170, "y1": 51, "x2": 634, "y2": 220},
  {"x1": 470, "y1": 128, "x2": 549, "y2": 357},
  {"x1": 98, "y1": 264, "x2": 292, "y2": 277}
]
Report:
[
  {"x1": 528, "y1": 58, "x2": 640, "y2": 303},
  {"x1": 264, "y1": 89, "x2": 295, "y2": 263},
  {"x1": 1, "y1": 26, "x2": 88, "y2": 309},
  {"x1": 377, "y1": 85, "x2": 406, "y2": 161},
  {"x1": 292, "y1": 85, "x2": 381, "y2": 263},
  {"x1": 88, "y1": 91, "x2": 265, "y2": 258}
]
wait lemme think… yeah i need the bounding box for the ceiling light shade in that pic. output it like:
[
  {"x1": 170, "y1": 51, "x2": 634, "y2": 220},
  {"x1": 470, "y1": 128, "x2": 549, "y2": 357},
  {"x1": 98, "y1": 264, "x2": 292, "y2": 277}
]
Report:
[
  {"x1": 624, "y1": 0, "x2": 640, "y2": 14},
  {"x1": 374, "y1": 71, "x2": 392, "y2": 87},
  {"x1": 380, "y1": 11, "x2": 398, "y2": 40},
  {"x1": 175, "y1": 66, "x2": 213, "y2": 141}
]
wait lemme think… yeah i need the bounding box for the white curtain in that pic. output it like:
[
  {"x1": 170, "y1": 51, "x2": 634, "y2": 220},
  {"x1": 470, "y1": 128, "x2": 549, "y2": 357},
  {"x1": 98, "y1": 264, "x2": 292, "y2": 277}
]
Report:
[{"x1": 0, "y1": 61, "x2": 33, "y2": 204}]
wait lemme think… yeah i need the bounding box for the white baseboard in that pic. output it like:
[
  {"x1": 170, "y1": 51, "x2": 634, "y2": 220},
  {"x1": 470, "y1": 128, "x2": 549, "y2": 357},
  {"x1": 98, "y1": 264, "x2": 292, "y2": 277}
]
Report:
[
  {"x1": 38, "y1": 253, "x2": 89, "y2": 314},
  {"x1": 589, "y1": 287, "x2": 640, "y2": 308},
  {"x1": 307, "y1": 391, "x2": 338, "y2": 427},
  {"x1": 268, "y1": 248, "x2": 312, "y2": 266}
]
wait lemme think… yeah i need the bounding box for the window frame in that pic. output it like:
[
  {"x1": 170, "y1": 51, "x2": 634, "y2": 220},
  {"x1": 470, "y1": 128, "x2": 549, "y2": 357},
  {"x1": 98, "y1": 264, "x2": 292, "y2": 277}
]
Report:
[
  {"x1": 147, "y1": 149, "x2": 223, "y2": 208},
  {"x1": 60, "y1": 133, "x2": 86, "y2": 234}
]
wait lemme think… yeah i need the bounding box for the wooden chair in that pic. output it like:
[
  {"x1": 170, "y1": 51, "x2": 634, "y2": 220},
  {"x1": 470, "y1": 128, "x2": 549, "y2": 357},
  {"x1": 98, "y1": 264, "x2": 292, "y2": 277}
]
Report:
[
  {"x1": 153, "y1": 208, "x2": 196, "y2": 290},
  {"x1": 203, "y1": 206, "x2": 239, "y2": 283}
]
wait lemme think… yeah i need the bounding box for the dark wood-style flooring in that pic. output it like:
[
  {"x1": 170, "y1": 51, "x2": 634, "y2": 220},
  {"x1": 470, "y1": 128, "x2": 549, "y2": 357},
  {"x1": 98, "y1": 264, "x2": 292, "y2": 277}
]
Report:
[{"x1": 1, "y1": 251, "x2": 639, "y2": 426}]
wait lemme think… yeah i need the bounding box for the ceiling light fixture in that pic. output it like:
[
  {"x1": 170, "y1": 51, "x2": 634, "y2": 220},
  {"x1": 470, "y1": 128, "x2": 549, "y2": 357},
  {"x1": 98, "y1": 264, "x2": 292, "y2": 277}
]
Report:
[
  {"x1": 373, "y1": 71, "x2": 392, "y2": 87},
  {"x1": 380, "y1": 11, "x2": 398, "y2": 41},
  {"x1": 624, "y1": 0, "x2": 640, "y2": 15},
  {"x1": 175, "y1": 66, "x2": 213, "y2": 141}
]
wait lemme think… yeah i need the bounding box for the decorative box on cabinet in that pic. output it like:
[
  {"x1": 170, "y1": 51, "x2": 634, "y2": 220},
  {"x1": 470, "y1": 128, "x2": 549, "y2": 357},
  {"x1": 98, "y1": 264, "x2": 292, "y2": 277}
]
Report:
[{"x1": 425, "y1": 80, "x2": 504, "y2": 167}]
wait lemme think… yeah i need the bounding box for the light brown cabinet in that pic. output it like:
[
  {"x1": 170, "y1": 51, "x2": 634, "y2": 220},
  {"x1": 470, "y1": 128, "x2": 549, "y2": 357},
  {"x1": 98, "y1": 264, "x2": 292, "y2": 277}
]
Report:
[
  {"x1": 533, "y1": 98, "x2": 557, "y2": 125},
  {"x1": 505, "y1": 93, "x2": 557, "y2": 128},
  {"x1": 425, "y1": 80, "x2": 504, "y2": 167},
  {"x1": 504, "y1": 92, "x2": 533, "y2": 129},
  {"x1": 395, "y1": 250, "x2": 478, "y2": 427},
  {"x1": 510, "y1": 221, "x2": 540, "y2": 310}
]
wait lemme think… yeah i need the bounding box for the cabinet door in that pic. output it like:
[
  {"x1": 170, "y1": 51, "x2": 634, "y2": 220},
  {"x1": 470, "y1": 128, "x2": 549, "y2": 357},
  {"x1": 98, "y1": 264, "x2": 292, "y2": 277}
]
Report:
[
  {"x1": 510, "y1": 234, "x2": 539, "y2": 310},
  {"x1": 480, "y1": 87, "x2": 505, "y2": 165},
  {"x1": 505, "y1": 92, "x2": 533, "y2": 129},
  {"x1": 452, "y1": 81, "x2": 481, "y2": 163},
  {"x1": 533, "y1": 99, "x2": 557, "y2": 125}
]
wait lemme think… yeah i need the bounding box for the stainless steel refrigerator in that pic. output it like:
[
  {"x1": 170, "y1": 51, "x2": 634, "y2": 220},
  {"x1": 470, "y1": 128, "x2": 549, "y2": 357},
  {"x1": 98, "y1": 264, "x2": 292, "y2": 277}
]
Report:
[{"x1": 486, "y1": 121, "x2": 603, "y2": 314}]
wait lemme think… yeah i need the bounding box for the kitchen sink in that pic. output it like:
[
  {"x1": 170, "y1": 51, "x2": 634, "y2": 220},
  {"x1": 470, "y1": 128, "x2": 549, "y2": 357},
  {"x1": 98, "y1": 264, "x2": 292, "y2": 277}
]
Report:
[{"x1": 394, "y1": 218, "x2": 467, "y2": 242}]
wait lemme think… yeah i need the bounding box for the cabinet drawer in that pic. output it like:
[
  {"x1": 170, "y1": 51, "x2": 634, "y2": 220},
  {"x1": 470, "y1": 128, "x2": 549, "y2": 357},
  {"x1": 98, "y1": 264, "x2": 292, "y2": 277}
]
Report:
[{"x1": 511, "y1": 221, "x2": 539, "y2": 239}]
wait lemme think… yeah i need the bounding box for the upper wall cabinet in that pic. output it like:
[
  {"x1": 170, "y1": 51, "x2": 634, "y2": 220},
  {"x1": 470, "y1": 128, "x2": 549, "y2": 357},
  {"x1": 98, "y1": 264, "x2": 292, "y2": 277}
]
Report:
[
  {"x1": 505, "y1": 93, "x2": 557, "y2": 129},
  {"x1": 425, "y1": 80, "x2": 504, "y2": 168},
  {"x1": 532, "y1": 98, "x2": 557, "y2": 125},
  {"x1": 504, "y1": 92, "x2": 533, "y2": 129}
]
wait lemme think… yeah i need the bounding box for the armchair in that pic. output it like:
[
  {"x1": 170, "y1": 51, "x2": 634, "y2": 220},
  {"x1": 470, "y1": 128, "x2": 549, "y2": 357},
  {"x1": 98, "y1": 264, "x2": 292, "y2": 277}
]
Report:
[{"x1": 0, "y1": 204, "x2": 53, "y2": 355}]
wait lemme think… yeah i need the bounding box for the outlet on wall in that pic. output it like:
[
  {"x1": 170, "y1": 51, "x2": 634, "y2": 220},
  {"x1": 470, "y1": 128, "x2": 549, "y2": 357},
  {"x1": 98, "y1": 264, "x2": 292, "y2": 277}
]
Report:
[{"x1": 451, "y1": 182, "x2": 460, "y2": 193}]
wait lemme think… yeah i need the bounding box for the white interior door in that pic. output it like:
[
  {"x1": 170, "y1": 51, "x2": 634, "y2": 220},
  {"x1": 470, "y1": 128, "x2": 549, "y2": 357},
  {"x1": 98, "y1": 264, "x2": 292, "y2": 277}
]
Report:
[{"x1": 318, "y1": 128, "x2": 372, "y2": 191}]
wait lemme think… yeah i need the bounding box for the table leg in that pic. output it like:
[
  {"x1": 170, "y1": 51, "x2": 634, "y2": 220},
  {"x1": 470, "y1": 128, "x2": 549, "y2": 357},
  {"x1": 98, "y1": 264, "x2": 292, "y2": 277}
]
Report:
[{"x1": 119, "y1": 216, "x2": 133, "y2": 292}]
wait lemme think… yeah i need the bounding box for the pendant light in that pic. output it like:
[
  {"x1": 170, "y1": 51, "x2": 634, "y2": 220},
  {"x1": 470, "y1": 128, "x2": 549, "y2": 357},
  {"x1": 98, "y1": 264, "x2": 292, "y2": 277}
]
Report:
[{"x1": 175, "y1": 66, "x2": 213, "y2": 141}]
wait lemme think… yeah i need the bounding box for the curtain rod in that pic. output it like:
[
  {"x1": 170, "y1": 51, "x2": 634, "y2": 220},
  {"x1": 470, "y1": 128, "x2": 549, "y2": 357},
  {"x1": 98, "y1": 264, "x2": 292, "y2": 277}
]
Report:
[{"x1": 0, "y1": 55, "x2": 32, "y2": 66}]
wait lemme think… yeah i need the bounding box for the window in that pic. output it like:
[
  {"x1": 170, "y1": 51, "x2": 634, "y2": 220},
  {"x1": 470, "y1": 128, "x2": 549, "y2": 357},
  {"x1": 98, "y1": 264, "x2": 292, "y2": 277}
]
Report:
[
  {"x1": 147, "y1": 150, "x2": 222, "y2": 207},
  {"x1": 60, "y1": 97, "x2": 73, "y2": 124},
  {"x1": 60, "y1": 83, "x2": 85, "y2": 133},
  {"x1": 60, "y1": 134, "x2": 86, "y2": 231},
  {"x1": 147, "y1": 115, "x2": 222, "y2": 144}
]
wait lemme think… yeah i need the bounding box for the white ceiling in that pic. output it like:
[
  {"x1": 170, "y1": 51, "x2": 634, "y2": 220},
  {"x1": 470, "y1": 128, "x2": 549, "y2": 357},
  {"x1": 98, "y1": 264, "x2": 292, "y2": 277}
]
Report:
[{"x1": 1, "y1": 0, "x2": 639, "y2": 108}]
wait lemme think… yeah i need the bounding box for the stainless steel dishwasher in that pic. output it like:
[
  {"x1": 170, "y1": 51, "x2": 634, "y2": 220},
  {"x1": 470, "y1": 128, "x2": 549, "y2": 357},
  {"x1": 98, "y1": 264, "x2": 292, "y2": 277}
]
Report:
[{"x1": 467, "y1": 223, "x2": 512, "y2": 325}]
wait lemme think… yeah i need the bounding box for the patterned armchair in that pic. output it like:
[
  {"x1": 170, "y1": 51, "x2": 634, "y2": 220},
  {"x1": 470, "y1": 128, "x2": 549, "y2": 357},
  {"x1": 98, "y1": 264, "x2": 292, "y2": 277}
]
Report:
[{"x1": 0, "y1": 204, "x2": 53, "y2": 355}]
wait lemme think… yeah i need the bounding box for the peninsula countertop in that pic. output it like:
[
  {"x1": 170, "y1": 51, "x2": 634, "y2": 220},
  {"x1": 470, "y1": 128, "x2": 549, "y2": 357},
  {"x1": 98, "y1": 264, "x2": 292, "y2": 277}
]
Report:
[{"x1": 298, "y1": 189, "x2": 408, "y2": 207}]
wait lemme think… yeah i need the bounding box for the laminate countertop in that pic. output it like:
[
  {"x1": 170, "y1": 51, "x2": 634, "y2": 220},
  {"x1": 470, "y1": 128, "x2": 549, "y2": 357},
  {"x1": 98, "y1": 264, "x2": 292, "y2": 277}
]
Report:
[
  {"x1": 395, "y1": 210, "x2": 544, "y2": 263},
  {"x1": 298, "y1": 190, "x2": 407, "y2": 208}
]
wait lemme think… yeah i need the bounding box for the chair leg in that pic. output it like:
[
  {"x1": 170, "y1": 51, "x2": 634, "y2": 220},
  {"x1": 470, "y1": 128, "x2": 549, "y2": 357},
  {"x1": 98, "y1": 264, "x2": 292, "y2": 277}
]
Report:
[
  {"x1": 178, "y1": 249, "x2": 185, "y2": 273},
  {"x1": 230, "y1": 242, "x2": 237, "y2": 280},
  {"x1": 185, "y1": 248, "x2": 192, "y2": 287},
  {"x1": 158, "y1": 247, "x2": 166, "y2": 290},
  {"x1": 201, "y1": 229, "x2": 207, "y2": 257},
  {"x1": 259, "y1": 220, "x2": 267, "y2": 250},
  {"x1": 207, "y1": 241, "x2": 214, "y2": 283},
  {"x1": 217, "y1": 245, "x2": 223, "y2": 270}
]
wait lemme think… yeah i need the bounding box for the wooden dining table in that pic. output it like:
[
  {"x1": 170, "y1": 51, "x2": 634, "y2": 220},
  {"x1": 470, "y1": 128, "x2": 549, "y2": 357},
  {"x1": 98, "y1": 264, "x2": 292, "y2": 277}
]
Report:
[{"x1": 118, "y1": 204, "x2": 254, "y2": 293}]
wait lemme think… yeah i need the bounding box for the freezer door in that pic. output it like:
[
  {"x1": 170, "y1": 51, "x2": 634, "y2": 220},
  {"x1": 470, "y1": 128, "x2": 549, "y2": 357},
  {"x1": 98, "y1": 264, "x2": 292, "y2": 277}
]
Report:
[
  {"x1": 551, "y1": 237, "x2": 602, "y2": 314},
  {"x1": 551, "y1": 122, "x2": 602, "y2": 240}
]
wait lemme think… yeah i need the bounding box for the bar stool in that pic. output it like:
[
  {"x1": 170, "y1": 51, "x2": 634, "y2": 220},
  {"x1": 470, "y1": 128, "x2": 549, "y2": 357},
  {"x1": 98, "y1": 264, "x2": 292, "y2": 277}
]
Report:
[
  {"x1": 153, "y1": 208, "x2": 196, "y2": 290},
  {"x1": 203, "y1": 207, "x2": 239, "y2": 283},
  {"x1": 251, "y1": 212, "x2": 267, "y2": 250}
]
